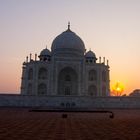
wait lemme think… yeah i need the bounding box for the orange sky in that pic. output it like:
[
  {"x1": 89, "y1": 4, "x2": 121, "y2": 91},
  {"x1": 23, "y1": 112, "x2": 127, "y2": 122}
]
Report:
[{"x1": 0, "y1": 0, "x2": 140, "y2": 95}]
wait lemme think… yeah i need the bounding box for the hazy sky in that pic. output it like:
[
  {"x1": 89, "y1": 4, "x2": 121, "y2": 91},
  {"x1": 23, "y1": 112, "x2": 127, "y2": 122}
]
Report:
[{"x1": 0, "y1": 0, "x2": 140, "y2": 95}]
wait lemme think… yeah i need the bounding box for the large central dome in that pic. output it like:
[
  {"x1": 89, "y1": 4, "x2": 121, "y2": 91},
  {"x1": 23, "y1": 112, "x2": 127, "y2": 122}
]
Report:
[{"x1": 51, "y1": 25, "x2": 85, "y2": 56}]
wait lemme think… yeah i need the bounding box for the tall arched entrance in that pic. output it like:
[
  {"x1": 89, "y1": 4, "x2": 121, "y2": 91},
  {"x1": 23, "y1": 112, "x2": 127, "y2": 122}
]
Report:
[{"x1": 58, "y1": 67, "x2": 78, "y2": 95}]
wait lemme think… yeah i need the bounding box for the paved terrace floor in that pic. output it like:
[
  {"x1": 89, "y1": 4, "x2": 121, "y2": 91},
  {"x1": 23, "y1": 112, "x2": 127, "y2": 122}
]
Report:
[{"x1": 0, "y1": 108, "x2": 140, "y2": 140}]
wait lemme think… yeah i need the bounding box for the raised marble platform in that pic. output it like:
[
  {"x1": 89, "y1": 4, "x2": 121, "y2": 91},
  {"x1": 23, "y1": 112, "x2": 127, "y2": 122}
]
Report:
[{"x1": 0, "y1": 94, "x2": 140, "y2": 109}]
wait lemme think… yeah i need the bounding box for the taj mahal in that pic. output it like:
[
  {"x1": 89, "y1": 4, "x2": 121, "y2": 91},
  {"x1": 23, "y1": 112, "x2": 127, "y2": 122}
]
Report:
[
  {"x1": 0, "y1": 24, "x2": 139, "y2": 109},
  {"x1": 21, "y1": 23, "x2": 110, "y2": 97}
]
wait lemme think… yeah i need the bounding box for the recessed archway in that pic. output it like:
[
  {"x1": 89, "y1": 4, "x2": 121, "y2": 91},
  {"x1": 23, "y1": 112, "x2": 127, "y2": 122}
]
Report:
[
  {"x1": 38, "y1": 83, "x2": 47, "y2": 95},
  {"x1": 58, "y1": 67, "x2": 78, "y2": 95}
]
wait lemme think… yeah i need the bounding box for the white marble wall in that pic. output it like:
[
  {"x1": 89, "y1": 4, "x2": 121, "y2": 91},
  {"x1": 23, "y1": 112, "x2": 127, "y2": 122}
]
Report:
[{"x1": 0, "y1": 94, "x2": 140, "y2": 109}]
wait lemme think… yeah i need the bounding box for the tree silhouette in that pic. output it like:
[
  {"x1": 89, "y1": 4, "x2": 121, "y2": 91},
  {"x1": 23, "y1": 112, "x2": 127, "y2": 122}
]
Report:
[{"x1": 111, "y1": 82, "x2": 124, "y2": 96}]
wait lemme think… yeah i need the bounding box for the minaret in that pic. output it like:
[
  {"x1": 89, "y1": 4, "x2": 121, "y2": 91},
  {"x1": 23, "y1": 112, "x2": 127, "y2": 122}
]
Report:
[
  {"x1": 99, "y1": 57, "x2": 101, "y2": 63},
  {"x1": 30, "y1": 53, "x2": 32, "y2": 61},
  {"x1": 26, "y1": 56, "x2": 28, "y2": 63},
  {"x1": 35, "y1": 53, "x2": 37, "y2": 61},
  {"x1": 103, "y1": 57, "x2": 105, "y2": 64},
  {"x1": 21, "y1": 61, "x2": 26, "y2": 95},
  {"x1": 107, "y1": 60, "x2": 109, "y2": 66}
]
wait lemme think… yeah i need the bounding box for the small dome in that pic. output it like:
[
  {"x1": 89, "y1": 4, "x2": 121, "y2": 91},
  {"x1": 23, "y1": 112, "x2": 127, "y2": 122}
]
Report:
[
  {"x1": 39, "y1": 48, "x2": 51, "y2": 61},
  {"x1": 85, "y1": 50, "x2": 96, "y2": 58},
  {"x1": 51, "y1": 25, "x2": 85, "y2": 56},
  {"x1": 40, "y1": 48, "x2": 51, "y2": 56}
]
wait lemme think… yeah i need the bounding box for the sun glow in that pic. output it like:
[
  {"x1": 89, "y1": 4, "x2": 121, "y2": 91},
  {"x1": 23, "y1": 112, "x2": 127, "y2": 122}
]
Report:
[{"x1": 111, "y1": 82, "x2": 124, "y2": 96}]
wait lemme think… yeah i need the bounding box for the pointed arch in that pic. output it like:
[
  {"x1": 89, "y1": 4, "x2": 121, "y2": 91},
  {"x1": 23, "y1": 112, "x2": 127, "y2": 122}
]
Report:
[
  {"x1": 28, "y1": 68, "x2": 33, "y2": 80},
  {"x1": 38, "y1": 68, "x2": 47, "y2": 79},
  {"x1": 58, "y1": 67, "x2": 78, "y2": 95},
  {"x1": 88, "y1": 69, "x2": 97, "y2": 81}
]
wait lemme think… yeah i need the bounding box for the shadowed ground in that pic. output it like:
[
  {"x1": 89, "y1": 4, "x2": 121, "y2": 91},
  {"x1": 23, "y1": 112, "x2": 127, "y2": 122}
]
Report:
[{"x1": 0, "y1": 108, "x2": 140, "y2": 140}]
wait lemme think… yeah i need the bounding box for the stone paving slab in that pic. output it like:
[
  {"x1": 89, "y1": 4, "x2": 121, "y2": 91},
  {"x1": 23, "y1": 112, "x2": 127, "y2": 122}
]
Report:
[{"x1": 0, "y1": 108, "x2": 140, "y2": 140}]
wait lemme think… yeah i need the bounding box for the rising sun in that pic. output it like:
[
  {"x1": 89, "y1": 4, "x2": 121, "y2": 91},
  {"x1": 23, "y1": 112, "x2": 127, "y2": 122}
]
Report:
[{"x1": 111, "y1": 82, "x2": 124, "y2": 96}]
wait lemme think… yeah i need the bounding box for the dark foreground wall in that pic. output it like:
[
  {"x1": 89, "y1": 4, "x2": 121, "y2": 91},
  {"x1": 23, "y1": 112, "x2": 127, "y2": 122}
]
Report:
[{"x1": 0, "y1": 94, "x2": 140, "y2": 109}]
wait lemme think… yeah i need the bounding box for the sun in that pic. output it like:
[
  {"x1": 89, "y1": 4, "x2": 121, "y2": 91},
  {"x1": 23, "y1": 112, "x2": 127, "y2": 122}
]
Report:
[{"x1": 111, "y1": 82, "x2": 124, "y2": 96}]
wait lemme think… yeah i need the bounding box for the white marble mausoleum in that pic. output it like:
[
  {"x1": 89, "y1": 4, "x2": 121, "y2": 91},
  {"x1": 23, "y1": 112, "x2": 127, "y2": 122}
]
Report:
[{"x1": 21, "y1": 24, "x2": 110, "y2": 97}]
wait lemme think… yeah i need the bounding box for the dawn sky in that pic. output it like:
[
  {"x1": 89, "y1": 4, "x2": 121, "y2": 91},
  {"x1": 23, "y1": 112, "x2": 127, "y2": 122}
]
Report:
[{"x1": 0, "y1": 0, "x2": 140, "y2": 95}]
